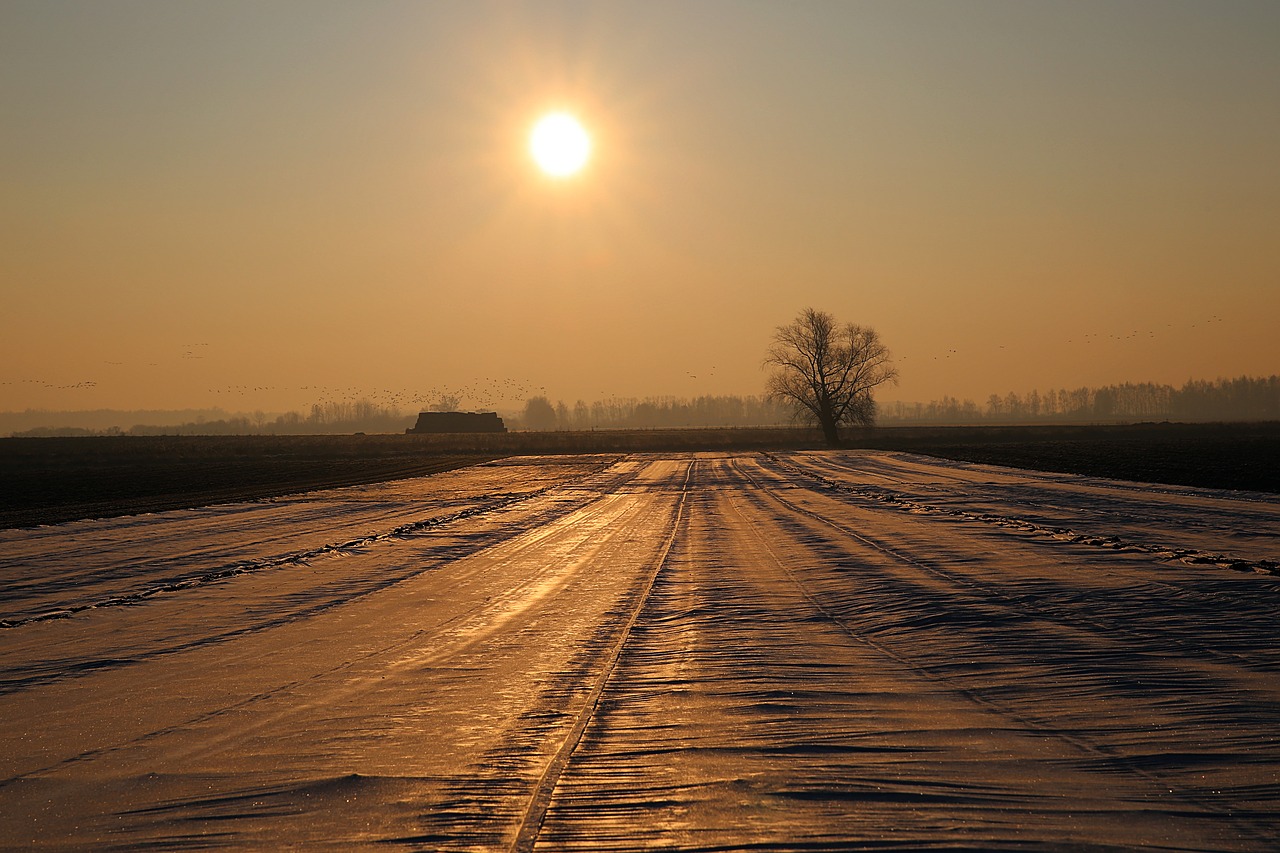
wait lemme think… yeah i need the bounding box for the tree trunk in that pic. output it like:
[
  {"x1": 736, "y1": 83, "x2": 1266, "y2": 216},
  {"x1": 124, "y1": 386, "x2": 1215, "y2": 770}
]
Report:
[{"x1": 818, "y1": 410, "x2": 840, "y2": 446}]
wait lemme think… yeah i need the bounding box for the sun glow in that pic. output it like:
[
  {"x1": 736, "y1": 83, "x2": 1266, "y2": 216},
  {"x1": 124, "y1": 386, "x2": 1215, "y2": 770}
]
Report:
[{"x1": 530, "y1": 112, "x2": 591, "y2": 177}]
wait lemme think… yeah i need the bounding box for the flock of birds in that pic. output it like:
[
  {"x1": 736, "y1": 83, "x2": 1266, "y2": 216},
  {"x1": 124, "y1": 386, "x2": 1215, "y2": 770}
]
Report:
[
  {"x1": 200, "y1": 377, "x2": 552, "y2": 414},
  {"x1": 3, "y1": 378, "x2": 99, "y2": 391}
]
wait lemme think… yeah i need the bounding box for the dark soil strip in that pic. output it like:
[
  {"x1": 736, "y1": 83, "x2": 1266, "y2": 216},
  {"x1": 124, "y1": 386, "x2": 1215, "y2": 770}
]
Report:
[
  {"x1": 857, "y1": 422, "x2": 1280, "y2": 494},
  {"x1": 3, "y1": 423, "x2": 1276, "y2": 529},
  {"x1": 1, "y1": 438, "x2": 497, "y2": 529}
]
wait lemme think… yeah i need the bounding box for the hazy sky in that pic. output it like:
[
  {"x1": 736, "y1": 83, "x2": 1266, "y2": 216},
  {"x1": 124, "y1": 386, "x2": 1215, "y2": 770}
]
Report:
[{"x1": 3, "y1": 1, "x2": 1277, "y2": 415}]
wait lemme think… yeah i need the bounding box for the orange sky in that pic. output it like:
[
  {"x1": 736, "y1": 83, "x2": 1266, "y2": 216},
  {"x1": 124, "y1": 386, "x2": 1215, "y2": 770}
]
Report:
[{"x1": 3, "y1": 1, "x2": 1277, "y2": 415}]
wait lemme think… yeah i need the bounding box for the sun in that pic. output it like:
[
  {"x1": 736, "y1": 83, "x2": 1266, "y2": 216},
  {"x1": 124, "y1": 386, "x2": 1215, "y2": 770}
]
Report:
[{"x1": 529, "y1": 112, "x2": 591, "y2": 177}]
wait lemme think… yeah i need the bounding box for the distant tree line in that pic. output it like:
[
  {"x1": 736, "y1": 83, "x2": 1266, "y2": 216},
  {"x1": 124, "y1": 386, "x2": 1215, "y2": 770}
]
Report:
[
  {"x1": 12, "y1": 400, "x2": 415, "y2": 437},
  {"x1": 10, "y1": 375, "x2": 1277, "y2": 437},
  {"x1": 880, "y1": 375, "x2": 1280, "y2": 425},
  {"x1": 10, "y1": 394, "x2": 792, "y2": 437},
  {"x1": 0, "y1": 408, "x2": 227, "y2": 436},
  {"x1": 129, "y1": 400, "x2": 415, "y2": 435},
  {"x1": 515, "y1": 394, "x2": 791, "y2": 431}
]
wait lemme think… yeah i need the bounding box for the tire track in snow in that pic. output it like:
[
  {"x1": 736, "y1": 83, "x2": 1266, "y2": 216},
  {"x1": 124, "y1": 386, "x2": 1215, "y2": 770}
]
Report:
[
  {"x1": 743, "y1": 453, "x2": 1280, "y2": 683},
  {"x1": 767, "y1": 452, "x2": 1278, "y2": 576},
  {"x1": 755, "y1": 452, "x2": 1280, "y2": 671},
  {"x1": 376, "y1": 460, "x2": 696, "y2": 851},
  {"x1": 511, "y1": 459, "x2": 694, "y2": 853},
  {"x1": 0, "y1": 460, "x2": 647, "y2": 695},
  {"x1": 730, "y1": 455, "x2": 1280, "y2": 845},
  {"x1": 529, "y1": 455, "x2": 1276, "y2": 849},
  {"x1": 739, "y1": 456, "x2": 1275, "y2": 670},
  {"x1": 1, "y1": 488, "x2": 560, "y2": 629},
  {"x1": 0, "y1": 470, "x2": 682, "y2": 799},
  {"x1": 4, "y1": 452, "x2": 1278, "y2": 848},
  {"x1": 0, "y1": 458, "x2": 627, "y2": 629}
]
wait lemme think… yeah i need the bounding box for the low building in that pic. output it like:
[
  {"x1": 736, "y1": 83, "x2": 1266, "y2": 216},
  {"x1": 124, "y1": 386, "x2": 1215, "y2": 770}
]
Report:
[{"x1": 406, "y1": 411, "x2": 507, "y2": 434}]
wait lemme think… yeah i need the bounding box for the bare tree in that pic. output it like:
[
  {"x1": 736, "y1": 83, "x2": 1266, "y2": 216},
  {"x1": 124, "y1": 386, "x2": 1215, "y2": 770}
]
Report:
[
  {"x1": 765, "y1": 308, "x2": 898, "y2": 446},
  {"x1": 430, "y1": 394, "x2": 461, "y2": 413}
]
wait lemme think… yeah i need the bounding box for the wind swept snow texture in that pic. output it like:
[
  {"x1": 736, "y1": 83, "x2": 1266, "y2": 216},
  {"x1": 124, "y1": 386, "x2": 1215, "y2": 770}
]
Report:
[{"x1": 1, "y1": 452, "x2": 1278, "y2": 850}]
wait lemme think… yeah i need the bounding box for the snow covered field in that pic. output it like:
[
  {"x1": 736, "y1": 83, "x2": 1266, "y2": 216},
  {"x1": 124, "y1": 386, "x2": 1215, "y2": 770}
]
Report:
[{"x1": 1, "y1": 451, "x2": 1277, "y2": 849}]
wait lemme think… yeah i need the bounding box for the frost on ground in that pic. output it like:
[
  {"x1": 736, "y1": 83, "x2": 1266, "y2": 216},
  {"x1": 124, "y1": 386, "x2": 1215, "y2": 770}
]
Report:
[{"x1": 1, "y1": 451, "x2": 1277, "y2": 850}]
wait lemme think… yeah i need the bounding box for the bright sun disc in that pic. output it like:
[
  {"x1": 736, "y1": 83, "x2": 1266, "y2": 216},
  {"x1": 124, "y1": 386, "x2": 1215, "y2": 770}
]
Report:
[{"x1": 530, "y1": 112, "x2": 591, "y2": 177}]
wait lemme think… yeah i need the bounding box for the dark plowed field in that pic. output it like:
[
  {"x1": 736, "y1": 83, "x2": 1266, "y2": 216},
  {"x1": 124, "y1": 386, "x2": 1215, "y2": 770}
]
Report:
[
  {"x1": 861, "y1": 421, "x2": 1280, "y2": 494},
  {"x1": 0, "y1": 435, "x2": 495, "y2": 529},
  {"x1": 3, "y1": 422, "x2": 1276, "y2": 529}
]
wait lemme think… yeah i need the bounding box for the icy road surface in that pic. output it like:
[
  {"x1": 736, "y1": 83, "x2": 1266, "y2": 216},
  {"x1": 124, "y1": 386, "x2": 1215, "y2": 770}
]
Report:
[{"x1": 1, "y1": 452, "x2": 1277, "y2": 850}]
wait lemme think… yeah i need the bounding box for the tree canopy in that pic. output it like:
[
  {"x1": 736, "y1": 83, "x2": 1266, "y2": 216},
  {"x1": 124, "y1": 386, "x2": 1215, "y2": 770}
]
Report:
[{"x1": 765, "y1": 308, "x2": 898, "y2": 445}]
